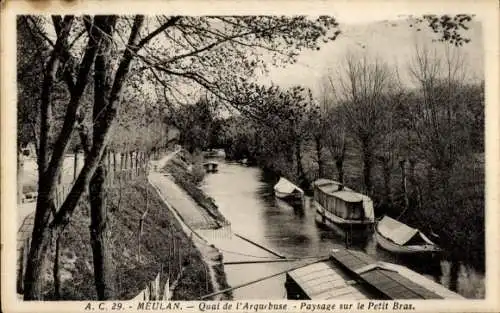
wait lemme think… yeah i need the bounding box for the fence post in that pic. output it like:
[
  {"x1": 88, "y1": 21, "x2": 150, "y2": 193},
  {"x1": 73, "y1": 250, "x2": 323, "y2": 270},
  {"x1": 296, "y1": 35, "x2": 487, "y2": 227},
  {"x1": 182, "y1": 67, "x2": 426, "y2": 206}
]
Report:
[
  {"x1": 135, "y1": 151, "x2": 139, "y2": 176},
  {"x1": 107, "y1": 150, "x2": 111, "y2": 186},
  {"x1": 130, "y1": 152, "x2": 134, "y2": 179},
  {"x1": 55, "y1": 188, "x2": 59, "y2": 208},
  {"x1": 74, "y1": 149, "x2": 78, "y2": 182}
]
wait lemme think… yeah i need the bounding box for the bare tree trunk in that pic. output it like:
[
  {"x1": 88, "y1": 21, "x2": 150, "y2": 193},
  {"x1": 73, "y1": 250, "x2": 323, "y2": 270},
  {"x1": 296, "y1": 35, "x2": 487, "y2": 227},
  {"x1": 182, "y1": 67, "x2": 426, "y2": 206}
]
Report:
[
  {"x1": 53, "y1": 232, "x2": 62, "y2": 298},
  {"x1": 295, "y1": 139, "x2": 305, "y2": 186},
  {"x1": 449, "y1": 261, "x2": 460, "y2": 292},
  {"x1": 361, "y1": 143, "x2": 373, "y2": 196},
  {"x1": 400, "y1": 159, "x2": 409, "y2": 212},
  {"x1": 335, "y1": 156, "x2": 345, "y2": 184},
  {"x1": 89, "y1": 158, "x2": 115, "y2": 299},
  {"x1": 381, "y1": 156, "x2": 392, "y2": 207},
  {"x1": 23, "y1": 222, "x2": 55, "y2": 299},
  {"x1": 88, "y1": 15, "x2": 118, "y2": 300},
  {"x1": 314, "y1": 136, "x2": 324, "y2": 178}
]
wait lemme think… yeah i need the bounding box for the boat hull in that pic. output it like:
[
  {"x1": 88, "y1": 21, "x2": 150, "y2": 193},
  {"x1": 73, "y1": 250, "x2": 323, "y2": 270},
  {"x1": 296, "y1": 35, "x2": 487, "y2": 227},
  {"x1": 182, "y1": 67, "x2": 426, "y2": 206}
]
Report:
[
  {"x1": 313, "y1": 201, "x2": 373, "y2": 239},
  {"x1": 375, "y1": 222, "x2": 441, "y2": 255},
  {"x1": 275, "y1": 191, "x2": 304, "y2": 207}
]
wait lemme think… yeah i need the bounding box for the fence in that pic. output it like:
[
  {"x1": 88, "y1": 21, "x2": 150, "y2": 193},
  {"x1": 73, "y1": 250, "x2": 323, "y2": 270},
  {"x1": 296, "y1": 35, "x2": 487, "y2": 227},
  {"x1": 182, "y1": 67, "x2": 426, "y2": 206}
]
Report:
[
  {"x1": 132, "y1": 272, "x2": 170, "y2": 301},
  {"x1": 17, "y1": 147, "x2": 170, "y2": 295}
]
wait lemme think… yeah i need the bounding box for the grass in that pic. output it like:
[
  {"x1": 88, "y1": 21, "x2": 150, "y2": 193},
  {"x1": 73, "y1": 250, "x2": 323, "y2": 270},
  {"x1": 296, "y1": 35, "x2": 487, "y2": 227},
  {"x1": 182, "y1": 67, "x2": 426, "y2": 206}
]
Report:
[
  {"x1": 163, "y1": 151, "x2": 232, "y2": 299},
  {"x1": 165, "y1": 153, "x2": 229, "y2": 226},
  {"x1": 41, "y1": 175, "x2": 214, "y2": 300}
]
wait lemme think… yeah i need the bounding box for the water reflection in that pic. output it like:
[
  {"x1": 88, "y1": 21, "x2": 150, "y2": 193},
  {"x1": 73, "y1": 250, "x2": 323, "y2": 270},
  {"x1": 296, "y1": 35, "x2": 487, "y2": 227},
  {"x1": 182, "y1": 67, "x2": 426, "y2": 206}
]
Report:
[{"x1": 200, "y1": 159, "x2": 485, "y2": 299}]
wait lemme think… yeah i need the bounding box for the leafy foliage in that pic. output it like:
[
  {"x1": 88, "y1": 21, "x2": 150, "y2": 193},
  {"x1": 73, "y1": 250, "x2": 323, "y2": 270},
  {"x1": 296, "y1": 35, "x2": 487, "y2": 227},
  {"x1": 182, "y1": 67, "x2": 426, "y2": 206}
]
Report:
[{"x1": 414, "y1": 14, "x2": 475, "y2": 46}]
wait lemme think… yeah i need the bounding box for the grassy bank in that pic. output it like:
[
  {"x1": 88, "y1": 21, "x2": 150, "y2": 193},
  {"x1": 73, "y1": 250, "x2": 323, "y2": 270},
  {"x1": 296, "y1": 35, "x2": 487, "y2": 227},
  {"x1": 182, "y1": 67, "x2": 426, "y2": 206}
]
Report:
[
  {"x1": 162, "y1": 150, "x2": 232, "y2": 298},
  {"x1": 164, "y1": 151, "x2": 229, "y2": 226},
  {"x1": 41, "y1": 175, "x2": 215, "y2": 300}
]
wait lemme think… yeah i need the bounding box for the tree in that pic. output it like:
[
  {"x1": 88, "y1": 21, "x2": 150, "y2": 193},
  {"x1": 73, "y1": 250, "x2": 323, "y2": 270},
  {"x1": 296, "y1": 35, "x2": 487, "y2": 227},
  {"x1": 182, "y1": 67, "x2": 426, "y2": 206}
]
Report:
[
  {"x1": 17, "y1": 16, "x2": 48, "y2": 204},
  {"x1": 403, "y1": 43, "x2": 478, "y2": 224},
  {"x1": 329, "y1": 54, "x2": 396, "y2": 195},
  {"x1": 20, "y1": 14, "x2": 341, "y2": 300},
  {"x1": 167, "y1": 95, "x2": 218, "y2": 153},
  {"x1": 414, "y1": 14, "x2": 475, "y2": 46}
]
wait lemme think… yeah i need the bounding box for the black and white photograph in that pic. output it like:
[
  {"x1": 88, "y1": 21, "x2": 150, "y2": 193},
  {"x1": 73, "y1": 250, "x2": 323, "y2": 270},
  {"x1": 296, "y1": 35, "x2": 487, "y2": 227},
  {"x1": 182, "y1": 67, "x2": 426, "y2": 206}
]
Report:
[{"x1": 2, "y1": 0, "x2": 499, "y2": 312}]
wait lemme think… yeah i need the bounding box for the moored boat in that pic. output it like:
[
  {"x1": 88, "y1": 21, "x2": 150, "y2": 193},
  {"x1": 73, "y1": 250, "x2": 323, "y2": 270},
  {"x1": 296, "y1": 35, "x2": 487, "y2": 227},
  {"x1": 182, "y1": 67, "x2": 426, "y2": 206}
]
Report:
[
  {"x1": 375, "y1": 215, "x2": 441, "y2": 255},
  {"x1": 312, "y1": 179, "x2": 374, "y2": 238},
  {"x1": 274, "y1": 177, "x2": 304, "y2": 207},
  {"x1": 285, "y1": 246, "x2": 463, "y2": 300},
  {"x1": 203, "y1": 161, "x2": 219, "y2": 173}
]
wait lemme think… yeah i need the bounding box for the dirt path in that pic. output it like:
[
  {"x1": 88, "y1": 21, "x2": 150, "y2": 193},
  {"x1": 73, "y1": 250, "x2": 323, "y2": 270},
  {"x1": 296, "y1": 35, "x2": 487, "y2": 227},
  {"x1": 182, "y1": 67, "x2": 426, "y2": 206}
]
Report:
[
  {"x1": 149, "y1": 172, "x2": 219, "y2": 229},
  {"x1": 148, "y1": 153, "x2": 231, "y2": 299}
]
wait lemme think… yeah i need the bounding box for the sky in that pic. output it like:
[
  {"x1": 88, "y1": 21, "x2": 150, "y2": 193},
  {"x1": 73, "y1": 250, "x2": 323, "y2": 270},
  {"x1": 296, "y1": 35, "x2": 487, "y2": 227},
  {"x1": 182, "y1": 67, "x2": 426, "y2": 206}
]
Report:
[{"x1": 260, "y1": 16, "x2": 484, "y2": 98}]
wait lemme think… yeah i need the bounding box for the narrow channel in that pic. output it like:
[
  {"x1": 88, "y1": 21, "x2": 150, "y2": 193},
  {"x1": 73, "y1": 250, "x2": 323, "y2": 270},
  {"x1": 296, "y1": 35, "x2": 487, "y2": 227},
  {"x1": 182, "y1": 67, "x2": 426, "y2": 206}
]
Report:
[{"x1": 200, "y1": 159, "x2": 485, "y2": 299}]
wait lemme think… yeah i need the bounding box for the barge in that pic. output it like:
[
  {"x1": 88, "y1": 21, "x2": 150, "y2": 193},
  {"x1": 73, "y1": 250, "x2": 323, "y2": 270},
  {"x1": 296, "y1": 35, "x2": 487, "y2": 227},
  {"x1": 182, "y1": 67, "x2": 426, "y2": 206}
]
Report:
[{"x1": 312, "y1": 179, "x2": 374, "y2": 239}]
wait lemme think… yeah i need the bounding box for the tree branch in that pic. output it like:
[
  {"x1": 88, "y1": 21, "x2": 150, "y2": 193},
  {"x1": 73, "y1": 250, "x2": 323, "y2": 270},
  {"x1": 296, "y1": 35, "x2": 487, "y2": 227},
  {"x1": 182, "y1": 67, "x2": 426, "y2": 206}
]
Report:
[
  {"x1": 50, "y1": 15, "x2": 146, "y2": 231},
  {"x1": 136, "y1": 16, "x2": 181, "y2": 49},
  {"x1": 25, "y1": 16, "x2": 55, "y2": 47},
  {"x1": 38, "y1": 16, "x2": 74, "y2": 176},
  {"x1": 43, "y1": 17, "x2": 104, "y2": 191}
]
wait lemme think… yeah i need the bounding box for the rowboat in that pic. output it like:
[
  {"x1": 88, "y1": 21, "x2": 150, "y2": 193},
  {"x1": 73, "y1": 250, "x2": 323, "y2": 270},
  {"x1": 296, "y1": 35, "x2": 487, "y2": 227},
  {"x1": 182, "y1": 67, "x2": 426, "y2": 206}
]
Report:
[
  {"x1": 375, "y1": 215, "x2": 441, "y2": 255},
  {"x1": 312, "y1": 179, "x2": 374, "y2": 238},
  {"x1": 285, "y1": 246, "x2": 463, "y2": 300},
  {"x1": 274, "y1": 177, "x2": 304, "y2": 207}
]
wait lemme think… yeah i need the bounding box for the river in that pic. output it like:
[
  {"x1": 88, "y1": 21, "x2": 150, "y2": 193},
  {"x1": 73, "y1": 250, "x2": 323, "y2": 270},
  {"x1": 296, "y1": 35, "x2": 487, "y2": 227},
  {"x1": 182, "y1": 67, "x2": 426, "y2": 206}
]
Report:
[{"x1": 200, "y1": 159, "x2": 485, "y2": 299}]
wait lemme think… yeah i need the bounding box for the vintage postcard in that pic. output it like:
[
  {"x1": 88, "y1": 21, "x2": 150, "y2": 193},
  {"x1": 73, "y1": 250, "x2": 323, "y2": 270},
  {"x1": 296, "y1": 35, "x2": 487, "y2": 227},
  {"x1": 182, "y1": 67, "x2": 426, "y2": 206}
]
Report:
[{"x1": 1, "y1": 0, "x2": 499, "y2": 312}]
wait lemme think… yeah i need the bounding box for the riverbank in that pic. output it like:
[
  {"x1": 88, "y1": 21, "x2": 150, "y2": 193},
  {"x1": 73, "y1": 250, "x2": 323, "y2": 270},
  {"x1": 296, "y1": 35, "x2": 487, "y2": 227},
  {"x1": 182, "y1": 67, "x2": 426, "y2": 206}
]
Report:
[
  {"x1": 163, "y1": 151, "x2": 229, "y2": 226},
  {"x1": 38, "y1": 173, "x2": 216, "y2": 300},
  {"x1": 154, "y1": 150, "x2": 232, "y2": 299}
]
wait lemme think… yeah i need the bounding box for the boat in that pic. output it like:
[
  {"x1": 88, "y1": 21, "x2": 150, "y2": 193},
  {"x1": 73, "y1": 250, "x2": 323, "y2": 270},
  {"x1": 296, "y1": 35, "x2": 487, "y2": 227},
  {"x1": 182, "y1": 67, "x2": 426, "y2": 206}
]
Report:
[
  {"x1": 285, "y1": 246, "x2": 464, "y2": 300},
  {"x1": 273, "y1": 177, "x2": 304, "y2": 207},
  {"x1": 204, "y1": 149, "x2": 225, "y2": 158},
  {"x1": 202, "y1": 161, "x2": 219, "y2": 173},
  {"x1": 312, "y1": 179, "x2": 374, "y2": 238},
  {"x1": 375, "y1": 215, "x2": 441, "y2": 255}
]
